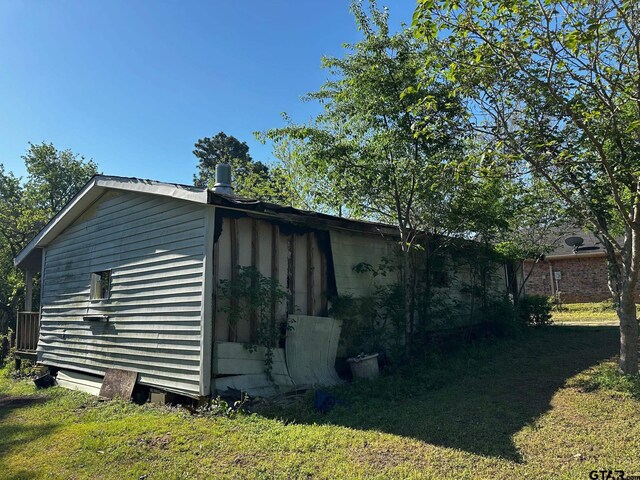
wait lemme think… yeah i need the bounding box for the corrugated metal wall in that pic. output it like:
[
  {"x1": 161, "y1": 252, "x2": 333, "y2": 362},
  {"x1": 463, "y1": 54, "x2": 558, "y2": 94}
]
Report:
[{"x1": 39, "y1": 190, "x2": 207, "y2": 396}]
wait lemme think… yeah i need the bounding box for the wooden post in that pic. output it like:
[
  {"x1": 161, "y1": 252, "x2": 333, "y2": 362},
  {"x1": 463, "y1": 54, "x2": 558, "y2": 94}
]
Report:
[
  {"x1": 249, "y1": 219, "x2": 258, "y2": 342},
  {"x1": 25, "y1": 270, "x2": 33, "y2": 312},
  {"x1": 271, "y1": 225, "x2": 279, "y2": 328},
  {"x1": 287, "y1": 235, "x2": 295, "y2": 314},
  {"x1": 229, "y1": 218, "x2": 239, "y2": 342},
  {"x1": 307, "y1": 235, "x2": 315, "y2": 315}
]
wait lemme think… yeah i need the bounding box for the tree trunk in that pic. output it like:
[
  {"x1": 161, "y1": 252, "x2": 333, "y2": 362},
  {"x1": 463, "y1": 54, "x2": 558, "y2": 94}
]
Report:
[
  {"x1": 617, "y1": 288, "x2": 638, "y2": 375},
  {"x1": 402, "y1": 248, "x2": 412, "y2": 351},
  {"x1": 607, "y1": 227, "x2": 639, "y2": 375}
]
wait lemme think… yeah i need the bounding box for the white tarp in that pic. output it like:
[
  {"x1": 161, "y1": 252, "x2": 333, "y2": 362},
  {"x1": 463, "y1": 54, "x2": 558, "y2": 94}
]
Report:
[{"x1": 285, "y1": 315, "x2": 343, "y2": 388}]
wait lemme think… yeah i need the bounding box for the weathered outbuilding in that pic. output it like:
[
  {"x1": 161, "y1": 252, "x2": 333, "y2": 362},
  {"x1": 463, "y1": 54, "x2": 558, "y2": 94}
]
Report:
[{"x1": 14, "y1": 174, "x2": 510, "y2": 399}]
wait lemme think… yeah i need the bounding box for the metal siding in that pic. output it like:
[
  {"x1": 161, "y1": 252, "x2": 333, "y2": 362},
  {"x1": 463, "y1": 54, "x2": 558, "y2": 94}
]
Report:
[{"x1": 39, "y1": 190, "x2": 206, "y2": 397}]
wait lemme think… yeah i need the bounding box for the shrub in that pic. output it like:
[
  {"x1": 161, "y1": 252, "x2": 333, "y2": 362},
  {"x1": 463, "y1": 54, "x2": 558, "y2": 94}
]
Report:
[
  {"x1": 576, "y1": 363, "x2": 640, "y2": 399},
  {"x1": 517, "y1": 295, "x2": 553, "y2": 326},
  {"x1": 329, "y1": 283, "x2": 406, "y2": 360},
  {"x1": 218, "y1": 266, "x2": 289, "y2": 380}
]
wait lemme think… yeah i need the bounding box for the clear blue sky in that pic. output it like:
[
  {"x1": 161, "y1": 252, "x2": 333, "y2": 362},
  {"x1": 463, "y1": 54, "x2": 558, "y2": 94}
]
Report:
[{"x1": 0, "y1": 1, "x2": 417, "y2": 185}]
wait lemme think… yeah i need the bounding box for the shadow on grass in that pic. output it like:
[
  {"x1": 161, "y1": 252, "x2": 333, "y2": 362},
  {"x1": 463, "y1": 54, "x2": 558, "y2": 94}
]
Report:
[
  {"x1": 0, "y1": 393, "x2": 60, "y2": 462},
  {"x1": 261, "y1": 325, "x2": 619, "y2": 462},
  {"x1": 0, "y1": 394, "x2": 48, "y2": 421}
]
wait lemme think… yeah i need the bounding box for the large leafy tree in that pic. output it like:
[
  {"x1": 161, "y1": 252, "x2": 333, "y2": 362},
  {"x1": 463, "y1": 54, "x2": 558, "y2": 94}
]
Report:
[
  {"x1": 264, "y1": 1, "x2": 513, "y2": 343},
  {"x1": 414, "y1": 0, "x2": 640, "y2": 373},
  {"x1": 266, "y1": 1, "x2": 468, "y2": 248},
  {"x1": 0, "y1": 143, "x2": 97, "y2": 351},
  {"x1": 193, "y1": 131, "x2": 271, "y2": 197}
]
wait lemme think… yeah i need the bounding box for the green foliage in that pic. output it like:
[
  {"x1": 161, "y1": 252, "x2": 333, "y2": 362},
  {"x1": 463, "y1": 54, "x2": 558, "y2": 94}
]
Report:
[
  {"x1": 517, "y1": 295, "x2": 553, "y2": 327},
  {"x1": 576, "y1": 363, "x2": 640, "y2": 399},
  {"x1": 218, "y1": 266, "x2": 289, "y2": 379},
  {"x1": 193, "y1": 131, "x2": 267, "y2": 189},
  {"x1": 413, "y1": 0, "x2": 640, "y2": 372},
  {"x1": 330, "y1": 257, "x2": 406, "y2": 359},
  {"x1": 264, "y1": 1, "x2": 471, "y2": 245},
  {"x1": 0, "y1": 327, "x2": 13, "y2": 366},
  {"x1": 192, "y1": 131, "x2": 292, "y2": 203},
  {"x1": 330, "y1": 284, "x2": 406, "y2": 360},
  {"x1": 22, "y1": 142, "x2": 98, "y2": 216},
  {"x1": 0, "y1": 143, "x2": 97, "y2": 361}
]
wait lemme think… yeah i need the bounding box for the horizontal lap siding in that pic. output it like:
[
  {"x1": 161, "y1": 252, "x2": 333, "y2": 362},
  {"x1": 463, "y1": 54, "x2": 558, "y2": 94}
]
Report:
[{"x1": 39, "y1": 191, "x2": 206, "y2": 396}]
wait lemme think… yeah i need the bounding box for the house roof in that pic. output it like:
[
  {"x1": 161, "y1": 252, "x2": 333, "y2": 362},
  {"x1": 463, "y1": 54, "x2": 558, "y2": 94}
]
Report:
[
  {"x1": 14, "y1": 175, "x2": 399, "y2": 270},
  {"x1": 526, "y1": 227, "x2": 607, "y2": 261}
]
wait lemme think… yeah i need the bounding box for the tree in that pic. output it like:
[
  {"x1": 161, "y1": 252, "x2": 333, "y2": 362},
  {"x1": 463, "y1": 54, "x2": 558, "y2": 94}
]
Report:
[
  {"x1": 0, "y1": 143, "x2": 97, "y2": 355},
  {"x1": 414, "y1": 0, "x2": 640, "y2": 373},
  {"x1": 264, "y1": 1, "x2": 493, "y2": 344},
  {"x1": 193, "y1": 132, "x2": 270, "y2": 196},
  {"x1": 266, "y1": 1, "x2": 469, "y2": 243}
]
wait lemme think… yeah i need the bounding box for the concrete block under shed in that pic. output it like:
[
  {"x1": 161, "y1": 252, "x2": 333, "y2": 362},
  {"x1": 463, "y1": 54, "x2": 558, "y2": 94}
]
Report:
[{"x1": 149, "y1": 389, "x2": 184, "y2": 405}]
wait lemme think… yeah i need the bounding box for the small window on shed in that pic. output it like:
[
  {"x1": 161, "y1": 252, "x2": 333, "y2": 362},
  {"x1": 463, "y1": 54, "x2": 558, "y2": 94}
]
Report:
[{"x1": 90, "y1": 271, "x2": 111, "y2": 300}]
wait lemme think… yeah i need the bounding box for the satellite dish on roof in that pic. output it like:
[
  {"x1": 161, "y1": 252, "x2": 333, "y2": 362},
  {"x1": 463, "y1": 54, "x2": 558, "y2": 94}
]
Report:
[
  {"x1": 565, "y1": 236, "x2": 584, "y2": 248},
  {"x1": 564, "y1": 237, "x2": 584, "y2": 247}
]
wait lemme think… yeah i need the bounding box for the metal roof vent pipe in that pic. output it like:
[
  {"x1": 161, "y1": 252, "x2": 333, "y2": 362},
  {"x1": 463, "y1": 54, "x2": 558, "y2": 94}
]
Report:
[{"x1": 213, "y1": 163, "x2": 234, "y2": 196}]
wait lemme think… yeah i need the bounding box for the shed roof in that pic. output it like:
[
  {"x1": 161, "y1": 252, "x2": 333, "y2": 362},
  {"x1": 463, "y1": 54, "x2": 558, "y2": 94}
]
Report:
[{"x1": 14, "y1": 175, "x2": 399, "y2": 270}]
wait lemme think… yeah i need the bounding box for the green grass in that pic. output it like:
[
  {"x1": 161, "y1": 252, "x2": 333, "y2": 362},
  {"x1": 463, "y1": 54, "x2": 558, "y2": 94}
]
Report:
[
  {"x1": 552, "y1": 302, "x2": 620, "y2": 324},
  {"x1": 1, "y1": 326, "x2": 639, "y2": 479}
]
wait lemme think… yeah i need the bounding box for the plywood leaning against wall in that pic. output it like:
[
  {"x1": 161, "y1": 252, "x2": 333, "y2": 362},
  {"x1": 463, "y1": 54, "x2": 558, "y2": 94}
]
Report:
[
  {"x1": 213, "y1": 214, "x2": 327, "y2": 345},
  {"x1": 39, "y1": 190, "x2": 207, "y2": 396}
]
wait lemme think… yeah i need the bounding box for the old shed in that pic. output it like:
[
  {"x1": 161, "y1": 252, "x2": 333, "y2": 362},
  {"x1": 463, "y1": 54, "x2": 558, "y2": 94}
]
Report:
[{"x1": 14, "y1": 175, "x2": 510, "y2": 399}]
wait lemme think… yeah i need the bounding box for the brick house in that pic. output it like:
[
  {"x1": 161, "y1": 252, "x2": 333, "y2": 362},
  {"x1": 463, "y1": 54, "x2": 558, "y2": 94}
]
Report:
[{"x1": 523, "y1": 230, "x2": 614, "y2": 303}]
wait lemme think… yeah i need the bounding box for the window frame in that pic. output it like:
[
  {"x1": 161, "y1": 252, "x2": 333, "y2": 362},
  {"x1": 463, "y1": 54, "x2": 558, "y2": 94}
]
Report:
[{"x1": 90, "y1": 270, "x2": 112, "y2": 301}]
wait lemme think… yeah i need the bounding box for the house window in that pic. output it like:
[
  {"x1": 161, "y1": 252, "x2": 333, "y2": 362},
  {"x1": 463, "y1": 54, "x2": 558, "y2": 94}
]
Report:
[{"x1": 90, "y1": 271, "x2": 111, "y2": 300}]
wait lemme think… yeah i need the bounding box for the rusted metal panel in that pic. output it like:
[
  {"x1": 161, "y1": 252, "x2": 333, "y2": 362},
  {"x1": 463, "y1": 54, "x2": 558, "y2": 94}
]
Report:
[
  {"x1": 228, "y1": 217, "x2": 239, "y2": 342},
  {"x1": 99, "y1": 368, "x2": 137, "y2": 400},
  {"x1": 287, "y1": 235, "x2": 296, "y2": 314},
  {"x1": 250, "y1": 219, "x2": 259, "y2": 342}
]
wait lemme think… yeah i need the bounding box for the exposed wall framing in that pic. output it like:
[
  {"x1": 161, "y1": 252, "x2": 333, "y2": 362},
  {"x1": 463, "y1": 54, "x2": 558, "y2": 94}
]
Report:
[{"x1": 213, "y1": 209, "x2": 330, "y2": 344}]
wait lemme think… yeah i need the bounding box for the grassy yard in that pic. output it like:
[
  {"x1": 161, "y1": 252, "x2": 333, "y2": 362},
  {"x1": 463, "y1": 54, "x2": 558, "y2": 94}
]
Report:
[
  {"x1": 1, "y1": 326, "x2": 639, "y2": 479},
  {"x1": 552, "y1": 302, "x2": 620, "y2": 325}
]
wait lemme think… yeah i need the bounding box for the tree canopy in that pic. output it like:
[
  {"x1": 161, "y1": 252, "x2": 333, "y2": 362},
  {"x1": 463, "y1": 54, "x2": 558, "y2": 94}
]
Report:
[
  {"x1": 0, "y1": 143, "x2": 97, "y2": 341},
  {"x1": 264, "y1": 1, "x2": 479, "y2": 253},
  {"x1": 414, "y1": 0, "x2": 640, "y2": 373},
  {"x1": 193, "y1": 132, "x2": 268, "y2": 194}
]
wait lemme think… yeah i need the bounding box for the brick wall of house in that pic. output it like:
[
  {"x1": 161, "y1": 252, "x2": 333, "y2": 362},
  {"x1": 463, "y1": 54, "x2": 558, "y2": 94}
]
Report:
[{"x1": 523, "y1": 255, "x2": 615, "y2": 303}]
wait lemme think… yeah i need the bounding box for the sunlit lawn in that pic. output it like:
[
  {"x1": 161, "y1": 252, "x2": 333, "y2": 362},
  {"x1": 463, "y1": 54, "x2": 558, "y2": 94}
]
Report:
[
  {"x1": 1, "y1": 326, "x2": 639, "y2": 479},
  {"x1": 552, "y1": 302, "x2": 620, "y2": 325}
]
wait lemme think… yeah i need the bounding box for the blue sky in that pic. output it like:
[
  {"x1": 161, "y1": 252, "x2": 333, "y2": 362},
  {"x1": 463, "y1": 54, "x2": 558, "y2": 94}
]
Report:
[{"x1": 0, "y1": 1, "x2": 417, "y2": 185}]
